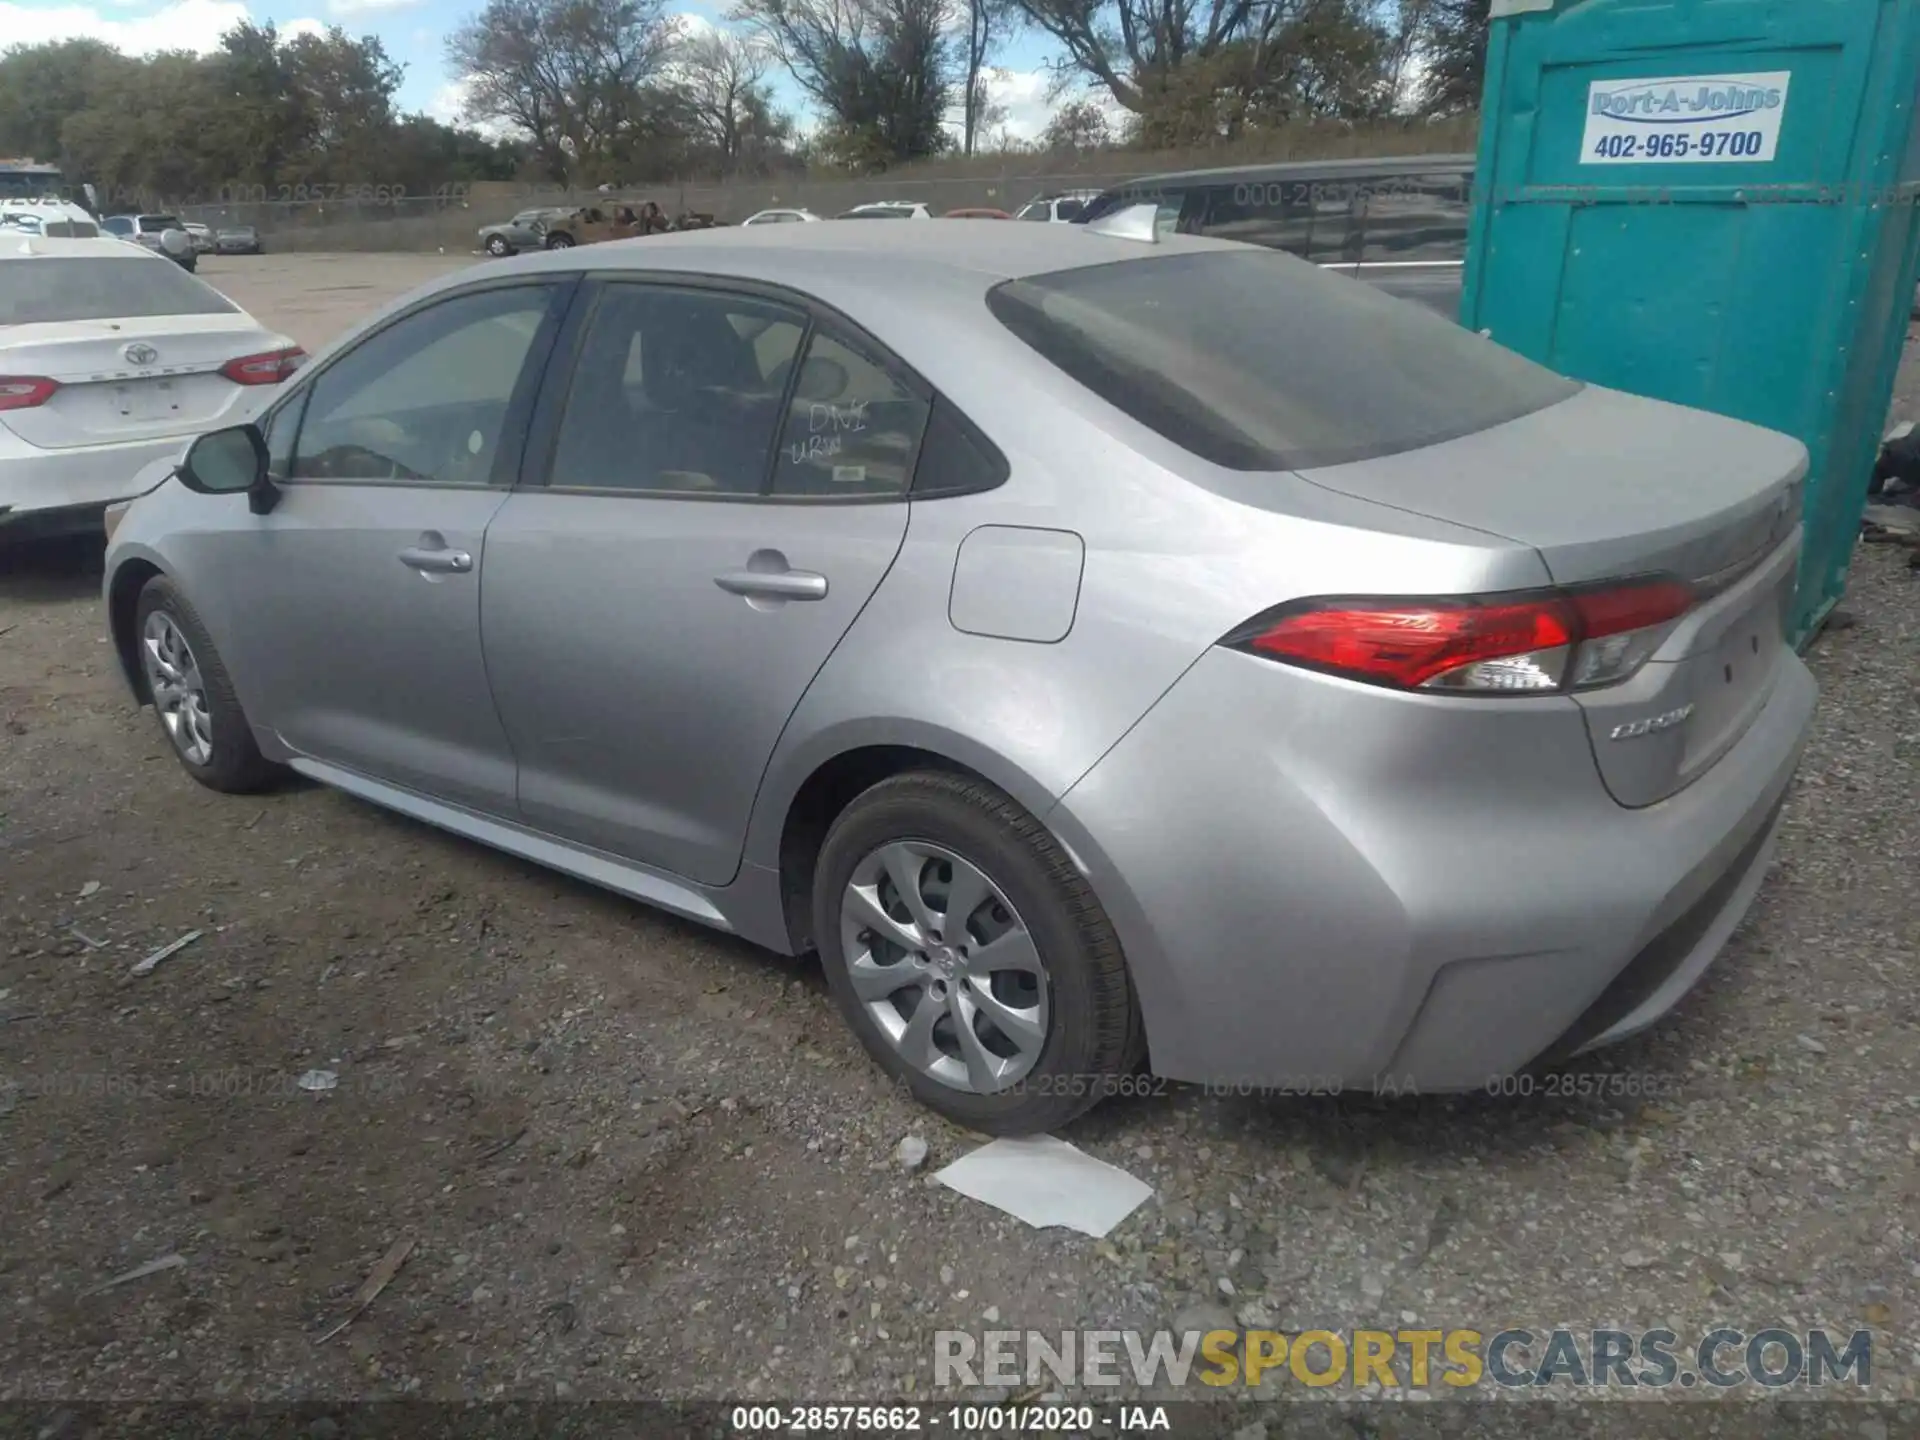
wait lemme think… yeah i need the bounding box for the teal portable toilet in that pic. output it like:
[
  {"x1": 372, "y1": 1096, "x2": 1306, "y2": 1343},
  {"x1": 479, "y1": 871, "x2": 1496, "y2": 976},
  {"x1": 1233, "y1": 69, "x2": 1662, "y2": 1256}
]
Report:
[{"x1": 1460, "y1": 0, "x2": 1920, "y2": 643}]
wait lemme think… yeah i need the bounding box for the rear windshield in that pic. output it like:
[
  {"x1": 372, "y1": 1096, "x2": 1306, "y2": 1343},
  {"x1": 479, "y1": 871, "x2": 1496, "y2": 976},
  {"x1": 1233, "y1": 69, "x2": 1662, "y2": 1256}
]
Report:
[
  {"x1": 986, "y1": 250, "x2": 1579, "y2": 470},
  {"x1": 0, "y1": 256, "x2": 238, "y2": 325}
]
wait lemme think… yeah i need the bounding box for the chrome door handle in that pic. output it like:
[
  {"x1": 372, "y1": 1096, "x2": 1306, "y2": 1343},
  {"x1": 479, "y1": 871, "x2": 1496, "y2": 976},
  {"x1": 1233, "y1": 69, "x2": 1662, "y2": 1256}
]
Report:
[
  {"x1": 398, "y1": 546, "x2": 473, "y2": 574},
  {"x1": 714, "y1": 569, "x2": 828, "y2": 601}
]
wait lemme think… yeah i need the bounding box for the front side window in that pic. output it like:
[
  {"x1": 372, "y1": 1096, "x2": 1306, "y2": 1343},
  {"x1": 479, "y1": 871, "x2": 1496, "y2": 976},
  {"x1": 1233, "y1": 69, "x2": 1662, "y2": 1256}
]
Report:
[
  {"x1": 988, "y1": 250, "x2": 1580, "y2": 471},
  {"x1": 770, "y1": 329, "x2": 930, "y2": 498},
  {"x1": 1016, "y1": 202, "x2": 1050, "y2": 222},
  {"x1": 290, "y1": 283, "x2": 556, "y2": 485},
  {"x1": 0, "y1": 256, "x2": 236, "y2": 324},
  {"x1": 102, "y1": 216, "x2": 132, "y2": 235},
  {"x1": 548, "y1": 283, "x2": 806, "y2": 495}
]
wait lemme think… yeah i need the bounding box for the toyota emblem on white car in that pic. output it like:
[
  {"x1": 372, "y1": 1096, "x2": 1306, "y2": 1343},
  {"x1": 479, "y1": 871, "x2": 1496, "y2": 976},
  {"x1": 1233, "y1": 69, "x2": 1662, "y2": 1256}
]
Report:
[{"x1": 124, "y1": 342, "x2": 158, "y2": 365}]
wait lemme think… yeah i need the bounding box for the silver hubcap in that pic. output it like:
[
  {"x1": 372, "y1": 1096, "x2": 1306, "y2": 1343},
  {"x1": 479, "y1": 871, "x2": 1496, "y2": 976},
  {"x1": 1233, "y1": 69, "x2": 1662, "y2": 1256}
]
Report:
[
  {"x1": 141, "y1": 611, "x2": 213, "y2": 766},
  {"x1": 839, "y1": 841, "x2": 1049, "y2": 1094}
]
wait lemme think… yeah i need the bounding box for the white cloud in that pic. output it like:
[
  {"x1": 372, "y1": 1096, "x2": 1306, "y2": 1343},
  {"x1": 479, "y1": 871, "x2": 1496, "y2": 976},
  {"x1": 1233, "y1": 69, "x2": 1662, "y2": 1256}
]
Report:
[
  {"x1": 328, "y1": 0, "x2": 421, "y2": 15},
  {"x1": 0, "y1": 0, "x2": 326, "y2": 54}
]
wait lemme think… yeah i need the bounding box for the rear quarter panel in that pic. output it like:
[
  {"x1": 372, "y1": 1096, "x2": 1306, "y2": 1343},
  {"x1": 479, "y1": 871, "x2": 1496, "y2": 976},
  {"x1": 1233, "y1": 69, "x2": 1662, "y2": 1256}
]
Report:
[{"x1": 740, "y1": 285, "x2": 1558, "y2": 877}]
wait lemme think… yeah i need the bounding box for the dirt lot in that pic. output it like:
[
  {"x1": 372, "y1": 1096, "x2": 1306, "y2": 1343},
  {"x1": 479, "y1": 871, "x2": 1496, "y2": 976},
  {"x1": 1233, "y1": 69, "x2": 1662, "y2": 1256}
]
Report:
[{"x1": 2, "y1": 256, "x2": 1919, "y2": 1420}]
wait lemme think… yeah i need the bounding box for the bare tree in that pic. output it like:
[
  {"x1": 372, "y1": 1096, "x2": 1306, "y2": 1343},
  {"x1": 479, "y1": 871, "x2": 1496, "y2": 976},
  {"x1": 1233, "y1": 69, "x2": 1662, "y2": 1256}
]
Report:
[
  {"x1": 1008, "y1": 0, "x2": 1395, "y2": 123},
  {"x1": 677, "y1": 30, "x2": 778, "y2": 169},
  {"x1": 447, "y1": 0, "x2": 681, "y2": 179},
  {"x1": 959, "y1": 0, "x2": 1009, "y2": 156}
]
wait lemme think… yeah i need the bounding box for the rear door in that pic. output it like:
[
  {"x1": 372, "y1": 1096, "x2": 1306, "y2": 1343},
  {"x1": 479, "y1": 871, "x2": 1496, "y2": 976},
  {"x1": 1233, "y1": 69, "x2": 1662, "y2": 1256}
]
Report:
[
  {"x1": 207, "y1": 277, "x2": 573, "y2": 813},
  {"x1": 481, "y1": 276, "x2": 923, "y2": 885}
]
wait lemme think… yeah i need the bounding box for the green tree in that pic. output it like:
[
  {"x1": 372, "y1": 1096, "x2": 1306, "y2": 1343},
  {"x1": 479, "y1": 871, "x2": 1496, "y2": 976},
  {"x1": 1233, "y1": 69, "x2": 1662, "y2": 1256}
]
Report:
[
  {"x1": 1419, "y1": 0, "x2": 1488, "y2": 115},
  {"x1": 733, "y1": 0, "x2": 954, "y2": 167},
  {"x1": 446, "y1": 0, "x2": 682, "y2": 181},
  {"x1": 0, "y1": 38, "x2": 131, "y2": 163}
]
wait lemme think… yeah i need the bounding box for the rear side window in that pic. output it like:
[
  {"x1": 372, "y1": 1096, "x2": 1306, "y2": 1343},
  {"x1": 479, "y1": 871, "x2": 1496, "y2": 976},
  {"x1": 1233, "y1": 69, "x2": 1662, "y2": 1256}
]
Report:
[
  {"x1": 771, "y1": 329, "x2": 930, "y2": 498},
  {"x1": 0, "y1": 256, "x2": 236, "y2": 324},
  {"x1": 1360, "y1": 172, "x2": 1471, "y2": 264},
  {"x1": 1197, "y1": 181, "x2": 1313, "y2": 256},
  {"x1": 987, "y1": 250, "x2": 1580, "y2": 471}
]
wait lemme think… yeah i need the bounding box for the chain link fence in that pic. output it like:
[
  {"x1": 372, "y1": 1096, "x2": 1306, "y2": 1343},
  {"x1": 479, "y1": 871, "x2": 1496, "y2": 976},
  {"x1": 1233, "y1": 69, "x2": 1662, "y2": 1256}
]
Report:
[{"x1": 167, "y1": 119, "x2": 1479, "y2": 253}]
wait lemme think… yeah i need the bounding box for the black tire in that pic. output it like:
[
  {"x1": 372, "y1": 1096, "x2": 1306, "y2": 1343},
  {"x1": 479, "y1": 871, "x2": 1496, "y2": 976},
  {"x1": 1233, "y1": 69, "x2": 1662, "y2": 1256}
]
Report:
[
  {"x1": 485, "y1": 236, "x2": 511, "y2": 256},
  {"x1": 134, "y1": 575, "x2": 279, "y2": 794},
  {"x1": 544, "y1": 231, "x2": 575, "y2": 249},
  {"x1": 812, "y1": 770, "x2": 1138, "y2": 1135}
]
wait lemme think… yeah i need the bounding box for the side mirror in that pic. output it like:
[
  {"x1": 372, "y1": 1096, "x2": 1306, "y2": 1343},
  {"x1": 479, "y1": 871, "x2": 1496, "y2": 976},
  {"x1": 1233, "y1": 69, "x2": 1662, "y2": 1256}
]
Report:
[{"x1": 179, "y1": 424, "x2": 278, "y2": 513}]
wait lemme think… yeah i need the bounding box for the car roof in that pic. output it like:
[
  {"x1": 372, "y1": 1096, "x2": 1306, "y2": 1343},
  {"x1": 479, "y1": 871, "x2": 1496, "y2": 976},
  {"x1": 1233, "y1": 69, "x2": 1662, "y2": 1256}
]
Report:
[
  {"x1": 468, "y1": 217, "x2": 1229, "y2": 287},
  {"x1": 1111, "y1": 152, "x2": 1476, "y2": 188}
]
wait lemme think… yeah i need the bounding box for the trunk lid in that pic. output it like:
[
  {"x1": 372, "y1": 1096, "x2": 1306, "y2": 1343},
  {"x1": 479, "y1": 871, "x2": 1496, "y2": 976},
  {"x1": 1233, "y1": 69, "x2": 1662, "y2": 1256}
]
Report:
[
  {"x1": 1293, "y1": 383, "x2": 1808, "y2": 806},
  {"x1": 0, "y1": 315, "x2": 289, "y2": 450}
]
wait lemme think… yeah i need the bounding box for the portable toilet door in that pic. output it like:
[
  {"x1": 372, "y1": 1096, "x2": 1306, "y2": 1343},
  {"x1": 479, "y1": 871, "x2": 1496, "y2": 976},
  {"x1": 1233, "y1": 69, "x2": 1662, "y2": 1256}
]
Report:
[{"x1": 1460, "y1": 0, "x2": 1920, "y2": 644}]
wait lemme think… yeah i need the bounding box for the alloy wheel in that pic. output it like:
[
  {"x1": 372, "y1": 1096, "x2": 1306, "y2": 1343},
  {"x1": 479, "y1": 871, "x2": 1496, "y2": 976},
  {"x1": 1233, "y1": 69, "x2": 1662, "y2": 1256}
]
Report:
[
  {"x1": 141, "y1": 610, "x2": 213, "y2": 767},
  {"x1": 838, "y1": 841, "x2": 1049, "y2": 1093}
]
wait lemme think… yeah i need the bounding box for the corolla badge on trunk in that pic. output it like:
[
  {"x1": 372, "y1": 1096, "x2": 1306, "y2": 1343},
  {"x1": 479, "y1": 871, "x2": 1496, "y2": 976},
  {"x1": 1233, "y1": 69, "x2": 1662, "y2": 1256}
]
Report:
[
  {"x1": 124, "y1": 342, "x2": 158, "y2": 366},
  {"x1": 1610, "y1": 704, "x2": 1695, "y2": 741}
]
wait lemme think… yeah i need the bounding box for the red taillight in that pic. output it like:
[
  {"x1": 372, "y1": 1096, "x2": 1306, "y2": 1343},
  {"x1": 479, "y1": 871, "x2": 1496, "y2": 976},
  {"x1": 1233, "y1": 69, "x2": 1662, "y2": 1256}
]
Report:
[
  {"x1": 0, "y1": 375, "x2": 59, "y2": 412},
  {"x1": 220, "y1": 346, "x2": 306, "y2": 385},
  {"x1": 1229, "y1": 576, "x2": 1695, "y2": 695}
]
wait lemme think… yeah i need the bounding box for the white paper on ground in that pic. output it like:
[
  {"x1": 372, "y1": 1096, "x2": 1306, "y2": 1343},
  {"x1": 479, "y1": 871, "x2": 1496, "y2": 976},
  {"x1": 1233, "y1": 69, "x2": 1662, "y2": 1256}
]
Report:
[{"x1": 933, "y1": 1135, "x2": 1153, "y2": 1238}]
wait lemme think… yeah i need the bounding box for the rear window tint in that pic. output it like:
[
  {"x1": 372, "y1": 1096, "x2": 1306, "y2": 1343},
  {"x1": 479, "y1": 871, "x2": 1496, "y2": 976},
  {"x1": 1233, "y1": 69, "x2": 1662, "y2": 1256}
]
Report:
[
  {"x1": 0, "y1": 256, "x2": 238, "y2": 325},
  {"x1": 985, "y1": 250, "x2": 1580, "y2": 471}
]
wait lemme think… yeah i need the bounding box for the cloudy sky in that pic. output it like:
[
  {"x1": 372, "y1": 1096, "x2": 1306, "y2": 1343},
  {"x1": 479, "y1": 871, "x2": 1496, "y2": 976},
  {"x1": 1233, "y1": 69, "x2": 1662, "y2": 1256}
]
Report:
[{"x1": 0, "y1": 0, "x2": 1114, "y2": 147}]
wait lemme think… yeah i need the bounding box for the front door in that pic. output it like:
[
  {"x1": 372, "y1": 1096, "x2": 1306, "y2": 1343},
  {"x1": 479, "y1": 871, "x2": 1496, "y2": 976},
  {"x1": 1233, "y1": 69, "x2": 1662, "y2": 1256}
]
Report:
[
  {"x1": 215, "y1": 279, "x2": 571, "y2": 813},
  {"x1": 481, "y1": 278, "x2": 928, "y2": 884}
]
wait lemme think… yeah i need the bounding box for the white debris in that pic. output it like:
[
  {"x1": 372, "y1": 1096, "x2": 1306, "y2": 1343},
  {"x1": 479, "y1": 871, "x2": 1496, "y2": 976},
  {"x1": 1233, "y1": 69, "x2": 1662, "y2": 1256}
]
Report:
[
  {"x1": 932, "y1": 1135, "x2": 1152, "y2": 1238},
  {"x1": 895, "y1": 1135, "x2": 929, "y2": 1171},
  {"x1": 130, "y1": 930, "x2": 203, "y2": 976},
  {"x1": 296, "y1": 1070, "x2": 339, "y2": 1093}
]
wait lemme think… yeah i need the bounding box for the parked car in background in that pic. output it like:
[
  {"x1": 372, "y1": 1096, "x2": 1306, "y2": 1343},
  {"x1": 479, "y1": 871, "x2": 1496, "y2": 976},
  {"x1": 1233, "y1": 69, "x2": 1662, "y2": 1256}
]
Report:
[
  {"x1": 1077, "y1": 153, "x2": 1474, "y2": 316},
  {"x1": 944, "y1": 207, "x2": 1012, "y2": 219},
  {"x1": 0, "y1": 236, "x2": 301, "y2": 539},
  {"x1": 101, "y1": 214, "x2": 198, "y2": 272},
  {"x1": 478, "y1": 208, "x2": 569, "y2": 256},
  {"x1": 742, "y1": 208, "x2": 822, "y2": 226},
  {"x1": 182, "y1": 222, "x2": 215, "y2": 254},
  {"x1": 1013, "y1": 191, "x2": 1100, "y2": 223},
  {"x1": 837, "y1": 202, "x2": 932, "y2": 220},
  {"x1": 535, "y1": 205, "x2": 653, "y2": 249},
  {"x1": 101, "y1": 222, "x2": 1814, "y2": 1134},
  {"x1": 215, "y1": 226, "x2": 263, "y2": 255}
]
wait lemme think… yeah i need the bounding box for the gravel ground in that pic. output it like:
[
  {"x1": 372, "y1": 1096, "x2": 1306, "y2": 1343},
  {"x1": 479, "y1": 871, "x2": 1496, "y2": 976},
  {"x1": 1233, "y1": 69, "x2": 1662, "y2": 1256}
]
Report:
[{"x1": 0, "y1": 259, "x2": 1917, "y2": 1423}]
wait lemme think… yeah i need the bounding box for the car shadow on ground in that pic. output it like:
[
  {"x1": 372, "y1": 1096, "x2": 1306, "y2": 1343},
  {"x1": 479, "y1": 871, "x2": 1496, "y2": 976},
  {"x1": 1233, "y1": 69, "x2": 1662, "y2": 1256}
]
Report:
[{"x1": 0, "y1": 533, "x2": 106, "y2": 603}]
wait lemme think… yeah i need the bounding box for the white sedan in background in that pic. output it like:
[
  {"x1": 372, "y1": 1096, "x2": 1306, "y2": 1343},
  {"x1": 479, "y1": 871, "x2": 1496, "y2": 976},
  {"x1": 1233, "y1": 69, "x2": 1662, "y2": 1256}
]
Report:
[
  {"x1": 0, "y1": 236, "x2": 303, "y2": 539},
  {"x1": 741, "y1": 207, "x2": 822, "y2": 226}
]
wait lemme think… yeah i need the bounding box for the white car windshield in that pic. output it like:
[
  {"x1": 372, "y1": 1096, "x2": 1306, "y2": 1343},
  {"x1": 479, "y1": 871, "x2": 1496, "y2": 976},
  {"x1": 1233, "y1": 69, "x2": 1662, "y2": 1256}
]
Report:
[{"x1": 0, "y1": 256, "x2": 239, "y2": 325}]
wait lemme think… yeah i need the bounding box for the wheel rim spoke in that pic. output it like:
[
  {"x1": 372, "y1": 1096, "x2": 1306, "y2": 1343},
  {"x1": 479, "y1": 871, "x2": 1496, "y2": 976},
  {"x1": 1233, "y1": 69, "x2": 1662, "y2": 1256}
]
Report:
[
  {"x1": 938, "y1": 856, "x2": 994, "y2": 943},
  {"x1": 896, "y1": 991, "x2": 942, "y2": 1072},
  {"x1": 951, "y1": 991, "x2": 1012, "y2": 1091},
  {"x1": 878, "y1": 842, "x2": 940, "y2": 937},
  {"x1": 969, "y1": 927, "x2": 1045, "y2": 979},
  {"x1": 962, "y1": 974, "x2": 1046, "y2": 1054},
  {"x1": 843, "y1": 880, "x2": 923, "y2": 953},
  {"x1": 847, "y1": 952, "x2": 910, "y2": 1002}
]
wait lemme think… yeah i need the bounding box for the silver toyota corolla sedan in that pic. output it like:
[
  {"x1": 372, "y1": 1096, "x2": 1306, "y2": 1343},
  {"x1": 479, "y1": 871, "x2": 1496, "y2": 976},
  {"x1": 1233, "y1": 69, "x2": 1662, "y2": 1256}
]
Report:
[{"x1": 100, "y1": 221, "x2": 1817, "y2": 1134}]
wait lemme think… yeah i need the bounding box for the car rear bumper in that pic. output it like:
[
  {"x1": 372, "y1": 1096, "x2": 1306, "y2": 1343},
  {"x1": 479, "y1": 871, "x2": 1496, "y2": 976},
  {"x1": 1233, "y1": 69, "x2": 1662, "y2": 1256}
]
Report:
[
  {"x1": 1047, "y1": 643, "x2": 1817, "y2": 1093},
  {"x1": 0, "y1": 435, "x2": 186, "y2": 524}
]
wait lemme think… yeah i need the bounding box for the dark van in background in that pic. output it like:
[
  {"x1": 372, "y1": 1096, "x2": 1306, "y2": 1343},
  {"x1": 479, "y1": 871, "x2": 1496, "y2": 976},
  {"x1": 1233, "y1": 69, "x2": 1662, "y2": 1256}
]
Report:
[{"x1": 1076, "y1": 153, "x2": 1474, "y2": 317}]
